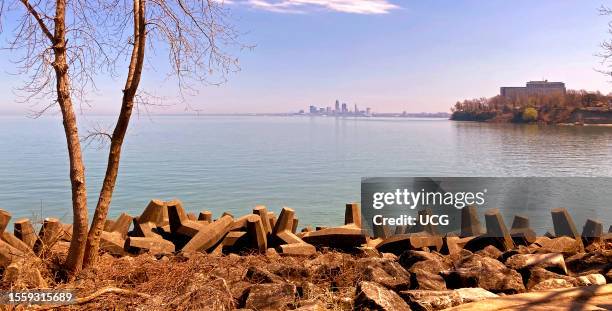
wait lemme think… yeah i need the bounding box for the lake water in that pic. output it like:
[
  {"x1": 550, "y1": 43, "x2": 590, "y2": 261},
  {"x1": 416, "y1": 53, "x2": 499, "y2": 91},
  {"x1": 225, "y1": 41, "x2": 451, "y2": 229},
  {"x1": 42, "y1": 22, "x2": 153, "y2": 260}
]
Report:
[{"x1": 1, "y1": 115, "x2": 611, "y2": 232}]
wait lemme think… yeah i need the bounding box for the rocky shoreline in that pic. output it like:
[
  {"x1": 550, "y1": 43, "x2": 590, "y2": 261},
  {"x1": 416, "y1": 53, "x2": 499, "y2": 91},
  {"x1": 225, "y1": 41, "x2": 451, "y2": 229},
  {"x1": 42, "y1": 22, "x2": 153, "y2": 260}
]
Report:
[{"x1": 0, "y1": 202, "x2": 611, "y2": 310}]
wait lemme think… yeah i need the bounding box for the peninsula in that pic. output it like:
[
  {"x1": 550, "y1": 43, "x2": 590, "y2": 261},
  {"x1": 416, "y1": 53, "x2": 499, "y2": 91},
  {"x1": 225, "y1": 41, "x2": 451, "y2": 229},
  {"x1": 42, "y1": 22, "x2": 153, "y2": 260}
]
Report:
[{"x1": 450, "y1": 80, "x2": 612, "y2": 125}]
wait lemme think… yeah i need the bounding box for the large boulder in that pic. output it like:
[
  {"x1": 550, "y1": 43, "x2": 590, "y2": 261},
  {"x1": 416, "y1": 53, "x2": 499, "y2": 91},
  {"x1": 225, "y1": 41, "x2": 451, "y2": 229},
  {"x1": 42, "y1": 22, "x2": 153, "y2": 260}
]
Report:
[
  {"x1": 524, "y1": 267, "x2": 577, "y2": 290},
  {"x1": 399, "y1": 250, "x2": 451, "y2": 275},
  {"x1": 505, "y1": 253, "x2": 568, "y2": 275},
  {"x1": 359, "y1": 258, "x2": 411, "y2": 291},
  {"x1": 444, "y1": 254, "x2": 525, "y2": 294},
  {"x1": 534, "y1": 236, "x2": 583, "y2": 255},
  {"x1": 400, "y1": 290, "x2": 461, "y2": 310},
  {"x1": 565, "y1": 250, "x2": 612, "y2": 275},
  {"x1": 410, "y1": 268, "x2": 447, "y2": 291},
  {"x1": 531, "y1": 278, "x2": 574, "y2": 291},
  {"x1": 354, "y1": 281, "x2": 411, "y2": 311},
  {"x1": 244, "y1": 283, "x2": 297, "y2": 311},
  {"x1": 475, "y1": 245, "x2": 502, "y2": 260}
]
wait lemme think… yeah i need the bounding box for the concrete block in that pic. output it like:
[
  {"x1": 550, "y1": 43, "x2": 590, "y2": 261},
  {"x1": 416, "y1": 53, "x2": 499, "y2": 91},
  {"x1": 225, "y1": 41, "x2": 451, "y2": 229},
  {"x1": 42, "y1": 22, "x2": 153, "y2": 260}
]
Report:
[
  {"x1": 511, "y1": 215, "x2": 530, "y2": 230},
  {"x1": 375, "y1": 232, "x2": 443, "y2": 255},
  {"x1": 301, "y1": 225, "x2": 367, "y2": 250},
  {"x1": 104, "y1": 219, "x2": 115, "y2": 232},
  {"x1": 0, "y1": 239, "x2": 24, "y2": 268},
  {"x1": 278, "y1": 243, "x2": 316, "y2": 256},
  {"x1": 14, "y1": 218, "x2": 36, "y2": 248},
  {"x1": 484, "y1": 208, "x2": 514, "y2": 251},
  {"x1": 33, "y1": 218, "x2": 62, "y2": 256},
  {"x1": 181, "y1": 215, "x2": 233, "y2": 253},
  {"x1": 125, "y1": 236, "x2": 175, "y2": 255},
  {"x1": 581, "y1": 219, "x2": 603, "y2": 244},
  {"x1": 460, "y1": 205, "x2": 483, "y2": 237},
  {"x1": 186, "y1": 213, "x2": 196, "y2": 221},
  {"x1": 139, "y1": 199, "x2": 169, "y2": 226},
  {"x1": 291, "y1": 218, "x2": 299, "y2": 234},
  {"x1": 132, "y1": 219, "x2": 157, "y2": 238},
  {"x1": 111, "y1": 213, "x2": 133, "y2": 238},
  {"x1": 267, "y1": 212, "x2": 277, "y2": 230},
  {"x1": 198, "y1": 211, "x2": 212, "y2": 223},
  {"x1": 247, "y1": 215, "x2": 267, "y2": 252},
  {"x1": 167, "y1": 201, "x2": 207, "y2": 237},
  {"x1": 0, "y1": 209, "x2": 10, "y2": 233},
  {"x1": 407, "y1": 208, "x2": 437, "y2": 235},
  {"x1": 551, "y1": 208, "x2": 579, "y2": 238},
  {"x1": 1, "y1": 232, "x2": 34, "y2": 255},
  {"x1": 345, "y1": 202, "x2": 362, "y2": 228},
  {"x1": 253, "y1": 206, "x2": 272, "y2": 234},
  {"x1": 100, "y1": 231, "x2": 127, "y2": 256}
]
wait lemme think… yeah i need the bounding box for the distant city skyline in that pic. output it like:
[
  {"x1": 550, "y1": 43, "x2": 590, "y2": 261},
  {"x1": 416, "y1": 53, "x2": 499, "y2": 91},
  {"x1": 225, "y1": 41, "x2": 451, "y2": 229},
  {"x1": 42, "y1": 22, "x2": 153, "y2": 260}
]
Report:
[{"x1": 0, "y1": 1, "x2": 611, "y2": 116}]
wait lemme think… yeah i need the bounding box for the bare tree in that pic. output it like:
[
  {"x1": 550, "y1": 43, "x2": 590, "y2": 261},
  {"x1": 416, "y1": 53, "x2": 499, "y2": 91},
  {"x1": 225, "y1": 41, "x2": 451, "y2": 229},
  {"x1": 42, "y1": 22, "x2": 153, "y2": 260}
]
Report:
[
  {"x1": 83, "y1": 0, "x2": 243, "y2": 266},
  {"x1": 1, "y1": 0, "x2": 243, "y2": 272},
  {"x1": 599, "y1": 5, "x2": 612, "y2": 80}
]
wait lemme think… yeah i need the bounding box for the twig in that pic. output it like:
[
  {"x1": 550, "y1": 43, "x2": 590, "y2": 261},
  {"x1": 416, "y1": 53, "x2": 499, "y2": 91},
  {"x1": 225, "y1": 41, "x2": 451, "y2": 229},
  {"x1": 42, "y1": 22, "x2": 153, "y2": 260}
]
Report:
[{"x1": 32, "y1": 286, "x2": 151, "y2": 309}]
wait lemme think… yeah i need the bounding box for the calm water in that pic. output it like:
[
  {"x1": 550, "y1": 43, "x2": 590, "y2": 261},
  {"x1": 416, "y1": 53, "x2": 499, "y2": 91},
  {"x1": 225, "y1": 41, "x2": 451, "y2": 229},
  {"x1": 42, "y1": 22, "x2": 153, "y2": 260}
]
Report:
[{"x1": 1, "y1": 115, "x2": 611, "y2": 232}]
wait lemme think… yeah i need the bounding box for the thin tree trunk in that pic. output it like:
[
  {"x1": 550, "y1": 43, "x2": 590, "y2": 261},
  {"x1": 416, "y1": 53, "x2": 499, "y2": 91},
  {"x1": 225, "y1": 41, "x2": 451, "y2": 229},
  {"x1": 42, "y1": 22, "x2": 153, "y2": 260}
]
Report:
[
  {"x1": 52, "y1": 0, "x2": 88, "y2": 275},
  {"x1": 83, "y1": 0, "x2": 147, "y2": 266}
]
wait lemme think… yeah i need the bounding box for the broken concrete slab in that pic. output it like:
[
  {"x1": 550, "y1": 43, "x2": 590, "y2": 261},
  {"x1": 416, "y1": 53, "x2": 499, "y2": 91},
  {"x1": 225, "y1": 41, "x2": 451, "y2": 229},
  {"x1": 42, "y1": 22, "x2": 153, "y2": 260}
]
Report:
[
  {"x1": 181, "y1": 214, "x2": 233, "y2": 253},
  {"x1": 14, "y1": 218, "x2": 36, "y2": 248},
  {"x1": 460, "y1": 205, "x2": 483, "y2": 237}
]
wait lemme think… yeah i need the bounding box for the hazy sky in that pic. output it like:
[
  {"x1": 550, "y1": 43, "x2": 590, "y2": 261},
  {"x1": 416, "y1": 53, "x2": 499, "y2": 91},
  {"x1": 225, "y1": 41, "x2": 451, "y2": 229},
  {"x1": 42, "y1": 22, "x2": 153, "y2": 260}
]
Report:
[{"x1": 1, "y1": 0, "x2": 611, "y2": 115}]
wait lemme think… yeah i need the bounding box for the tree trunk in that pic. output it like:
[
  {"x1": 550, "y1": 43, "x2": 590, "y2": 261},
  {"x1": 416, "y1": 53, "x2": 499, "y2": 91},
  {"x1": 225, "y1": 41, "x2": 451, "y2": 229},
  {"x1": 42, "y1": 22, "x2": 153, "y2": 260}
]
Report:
[
  {"x1": 83, "y1": 0, "x2": 147, "y2": 266},
  {"x1": 52, "y1": 0, "x2": 89, "y2": 275}
]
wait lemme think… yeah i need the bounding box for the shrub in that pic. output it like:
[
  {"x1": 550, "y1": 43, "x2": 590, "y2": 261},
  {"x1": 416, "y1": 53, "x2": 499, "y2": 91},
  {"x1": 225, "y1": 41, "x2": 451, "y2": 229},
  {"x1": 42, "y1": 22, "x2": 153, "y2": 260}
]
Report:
[{"x1": 522, "y1": 107, "x2": 538, "y2": 122}]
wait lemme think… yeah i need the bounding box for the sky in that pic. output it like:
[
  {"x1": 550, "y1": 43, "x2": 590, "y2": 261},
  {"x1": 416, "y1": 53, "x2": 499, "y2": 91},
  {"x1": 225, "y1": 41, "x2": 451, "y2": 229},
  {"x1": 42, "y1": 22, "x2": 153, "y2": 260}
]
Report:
[{"x1": 1, "y1": 0, "x2": 611, "y2": 115}]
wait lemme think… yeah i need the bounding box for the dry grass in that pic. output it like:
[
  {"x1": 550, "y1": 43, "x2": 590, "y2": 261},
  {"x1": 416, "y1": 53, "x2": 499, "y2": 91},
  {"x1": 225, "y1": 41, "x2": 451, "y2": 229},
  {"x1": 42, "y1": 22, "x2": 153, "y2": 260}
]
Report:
[{"x1": 1, "y1": 244, "x2": 367, "y2": 310}]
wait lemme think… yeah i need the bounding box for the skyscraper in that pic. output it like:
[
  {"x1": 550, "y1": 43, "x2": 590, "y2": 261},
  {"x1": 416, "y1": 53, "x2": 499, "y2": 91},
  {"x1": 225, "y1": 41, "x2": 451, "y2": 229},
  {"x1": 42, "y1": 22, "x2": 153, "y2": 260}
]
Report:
[
  {"x1": 354, "y1": 104, "x2": 358, "y2": 113},
  {"x1": 341, "y1": 103, "x2": 348, "y2": 113},
  {"x1": 335, "y1": 100, "x2": 340, "y2": 112}
]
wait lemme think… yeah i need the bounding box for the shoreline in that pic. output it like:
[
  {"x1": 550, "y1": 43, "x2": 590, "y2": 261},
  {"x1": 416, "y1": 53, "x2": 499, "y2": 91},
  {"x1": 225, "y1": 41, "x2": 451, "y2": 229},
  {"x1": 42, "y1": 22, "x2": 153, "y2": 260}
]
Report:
[{"x1": 1, "y1": 202, "x2": 611, "y2": 310}]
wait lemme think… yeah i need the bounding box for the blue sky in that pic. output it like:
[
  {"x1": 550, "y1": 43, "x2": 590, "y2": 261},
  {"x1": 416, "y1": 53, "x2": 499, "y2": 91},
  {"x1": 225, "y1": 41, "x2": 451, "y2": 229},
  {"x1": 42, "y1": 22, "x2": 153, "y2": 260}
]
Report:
[{"x1": 1, "y1": 0, "x2": 611, "y2": 114}]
